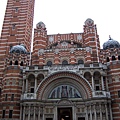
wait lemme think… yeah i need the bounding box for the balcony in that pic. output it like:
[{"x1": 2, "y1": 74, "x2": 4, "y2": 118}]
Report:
[
  {"x1": 92, "y1": 91, "x2": 111, "y2": 98},
  {"x1": 21, "y1": 93, "x2": 37, "y2": 100}
]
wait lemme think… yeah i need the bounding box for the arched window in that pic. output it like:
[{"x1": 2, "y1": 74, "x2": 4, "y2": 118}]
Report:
[
  {"x1": 106, "y1": 57, "x2": 110, "y2": 62},
  {"x1": 20, "y1": 61, "x2": 23, "y2": 66},
  {"x1": 9, "y1": 61, "x2": 12, "y2": 65},
  {"x1": 112, "y1": 56, "x2": 116, "y2": 61},
  {"x1": 118, "y1": 55, "x2": 120, "y2": 60},
  {"x1": 84, "y1": 72, "x2": 91, "y2": 81},
  {"x1": 28, "y1": 74, "x2": 35, "y2": 93},
  {"x1": 47, "y1": 61, "x2": 52, "y2": 66},
  {"x1": 37, "y1": 74, "x2": 44, "y2": 81},
  {"x1": 78, "y1": 60, "x2": 84, "y2": 64},
  {"x1": 93, "y1": 71, "x2": 101, "y2": 91},
  {"x1": 14, "y1": 60, "x2": 18, "y2": 65},
  {"x1": 62, "y1": 60, "x2": 68, "y2": 65}
]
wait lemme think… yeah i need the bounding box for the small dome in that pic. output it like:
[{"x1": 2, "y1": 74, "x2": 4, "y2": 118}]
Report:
[
  {"x1": 36, "y1": 21, "x2": 46, "y2": 29},
  {"x1": 103, "y1": 37, "x2": 120, "y2": 50},
  {"x1": 10, "y1": 44, "x2": 27, "y2": 54},
  {"x1": 85, "y1": 18, "x2": 94, "y2": 26}
]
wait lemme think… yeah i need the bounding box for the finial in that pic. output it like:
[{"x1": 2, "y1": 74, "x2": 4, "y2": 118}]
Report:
[{"x1": 109, "y1": 35, "x2": 112, "y2": 40}]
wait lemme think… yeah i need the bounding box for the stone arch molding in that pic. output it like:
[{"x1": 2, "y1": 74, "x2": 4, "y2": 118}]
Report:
[{"x1": 36, "y1": 71, "x2": 93, "y2": 100}]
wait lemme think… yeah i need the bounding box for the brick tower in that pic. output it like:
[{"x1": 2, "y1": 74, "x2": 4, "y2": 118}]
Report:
[{"x1": 0, "y1": 0, "x2": 35, "y2": 119}]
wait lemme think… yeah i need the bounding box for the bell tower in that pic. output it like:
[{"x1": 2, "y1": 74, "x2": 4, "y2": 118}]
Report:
[
  {"x1": 83, "y1": 18, "x2": 100, "y2": 63},
  {"x1": 0, "y1": 0, "x2": 35, "y2": 119}
]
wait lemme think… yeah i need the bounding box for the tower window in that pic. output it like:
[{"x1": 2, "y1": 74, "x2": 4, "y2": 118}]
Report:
[
  {"x1": 12, "y1": 24, "x2": 15, "y2": 30},
  {"x1": 9, "y1": 110, "x2": 13, "y2": 118},
  {"x1": 106, "y1": 57, "x2": 110, "y2": 62},
  {"x1": 15, "y1": 60, "x2": 18, "y2": 65},
  {"x1": 118, "y1": 91, "x2": 120, "y2": 98},
  {"x1": 2, "y1": 110, "x2": 5, "y2": 118},
  {"x1": 11, "y1": 94, "x2": 14, "y2": 101},
  {"x1": 5, "y1": 94, "x2": 7, "y2": 101},
  {"x1": 112, "y1": 56, "x2": 116, "y2": 61},
  {"x1": 15, "y1": 7, "x2": 18, "y2": 12},
  {"x1": 20, "y1": 61, "x2": 23, "y2": 66},
  {"x1": 62, "y1": 60, "x2": 68, "y2": 65},
  {"x1": 47, "y1": 61, "x2": 52, "y2": 66},
  {"x1": 10, "y1": 61, "x2": 12, "y2": 65},
  {"x1": 0, "y1": 88, "x2": 1, "y2": 96},
  {"x1": 118, "y1": 55, "x2": 120, "y2": 60}
]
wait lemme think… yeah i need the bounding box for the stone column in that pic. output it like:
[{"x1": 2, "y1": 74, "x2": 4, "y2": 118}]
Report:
[
  {"x1": 20, "y1": 105, "x2": 22, "y2": 120},
  {"x1": 109, "y1": 103, "x2": 113, "y2": 120},
  {"x1": 85, "y1": 106, "x2": 88, "y2": 120},
  {"x1": 94, "y1": 104, "x2": 97, "y2": 120},
  {"x1": 34, "y1": 76, "x2": 37, "y2": 92},
  {"x1": 26, "y1": 79, "x2": 28, "y2": 92},
  {"x1": 101, "y1": 75, "x2": 105, "y2": 90},
  {"x1": 90, "y1": 105, "x2": 92, "y2": 120},
  {"x1": 23, "y1": 106, "x2": 25, "y2": 120},
  {"x1": 73, "y1": 106, "x2": 76, "y2": 120},
  {"x1": 34, "y1": 106, "x2": 36, "y2": 120},
  {"x1": 54, "y1": 106, "x2": 57, "y2": 120},
  {"x1": 105, "y1": 104, "x2": 108, "y2": 120},
  {"x1": 99, "y1": 104, "x2": 102, "y2": 120},
  {"x1": 38, "y1": 106, "x2": 41, "y2": 120},
  {"x1": 22, "y1": 79, "x2": 25, "y2": 93},
  {"x1": 92, "y1": 75, "x2": 94, "y2": 90},
  {"x1": 28, "y1": 106, "x2": 30, "y2": 120}
]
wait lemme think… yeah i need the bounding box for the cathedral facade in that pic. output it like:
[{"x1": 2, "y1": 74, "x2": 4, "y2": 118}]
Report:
[{"x1": 0, "y1": 0, "x2": 120, "y2": 120}]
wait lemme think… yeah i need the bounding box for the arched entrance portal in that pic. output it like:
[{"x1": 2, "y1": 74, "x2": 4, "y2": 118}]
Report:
[{"x1": 58, "y1": 107, "x2": 72, "y2": 120}]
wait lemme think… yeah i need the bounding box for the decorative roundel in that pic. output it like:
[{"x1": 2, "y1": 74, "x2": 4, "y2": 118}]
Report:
[
  {"x1": 36, "y1": 21, "x2": 46, "y2": 29},
  {"x1": 49, "y1": 36, "x2": 54, "y2": 42},
  {"x1": 10, "y1": 44, "x2": 27, "y2": 54},
  {"x1": 85, "y1": 18, "x2": 94, "y2": 26},
  {"x1": 77, "y1": 34, "x2": 82, "y2": 40},
  {"x1": 103, "y1": 37, "x2": 120, "y2": 50}
]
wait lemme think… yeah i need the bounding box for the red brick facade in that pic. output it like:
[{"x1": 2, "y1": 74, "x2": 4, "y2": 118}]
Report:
[{"x1": 0, "y1": 0, "x2": 120, "y2": 120}]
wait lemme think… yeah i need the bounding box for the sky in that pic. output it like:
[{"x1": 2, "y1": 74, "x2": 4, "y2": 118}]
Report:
[{"x1": 0, "y1": 0, "x2": 120, "y2": 48}]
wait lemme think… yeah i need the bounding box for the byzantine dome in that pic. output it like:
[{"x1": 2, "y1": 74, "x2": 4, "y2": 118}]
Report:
[
  {"x1": 36, "y1": 21, "x2": 46, "y2": 29},
  {"x1": 103, "y1": 37, "x2": 120, "y2": 50},
  {"x1": 10, "y1": 44, "x2": 27, "y2": 54}
]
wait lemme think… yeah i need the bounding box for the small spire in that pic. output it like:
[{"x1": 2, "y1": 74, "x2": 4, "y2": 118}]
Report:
[{"x1": 109, "y1": 35, "x2": 112, "y2": 40}]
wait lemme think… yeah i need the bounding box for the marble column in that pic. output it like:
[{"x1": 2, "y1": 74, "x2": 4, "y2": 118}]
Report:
[
  {"x1": 34, "y1": 77, "x2": 37, "y2": 92},
  {"x1": 109, "y1": 103, "x2": 113, "y2": 120},
  {"x1": 99, "y1": 104, "x2": 102, "y2": 120},
  {"x1": 94, "y1": 105, "x2": 97, "y2": 120},
  {"x1": 22, "y1": 79, "x2": 25, "y2": 93},
  {"x1": 38, "y1": 106, "x2": 41, "y2": 120},
  {"x1": 92, "y1": 75, "x2": 94, "y2": 90},
  {"x1": 101, "y1": 75, "x2": 105, "y2": 90},
  {"x1": 23, "y1": 106, "x2": 25, "y2": 120},
  {"x1": 26, "y1": 79, "x2": 28, "y2": 92},
  {"x1": 90, "y1": 105, "x2": 92, "y2": 120},
  {"x1": 85, "y1": 106, "x2": 88, "y2": 120},
  {"x1": 28, "y1": 106, "x2": 30, "y2": 120},
  {"x1": 20, "y1": 105, "x2": 22, "y2": 120},
  {"x1": 105, "y1": 104, "x2": 108, "y2": 120},
  {"x1": 34, "y1": 106, "x2": 36, "y2": 120}
]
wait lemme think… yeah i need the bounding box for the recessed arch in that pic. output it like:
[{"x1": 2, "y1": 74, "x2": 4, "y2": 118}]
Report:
[
  {"x1": 62, "y1": 60, "x2": 68, "y2": 65},
  {"x1": 112, "y1": 56, "x2": 116, "y2": 61},
  {"x1": 36, "y1": 71, "x2": 93, "y2": 100}
]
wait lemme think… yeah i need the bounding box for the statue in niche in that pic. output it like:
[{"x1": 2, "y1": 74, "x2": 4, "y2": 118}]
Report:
[
  {"x1": 74, "y1": 89, "x2": 80, "y2": 98},
  {"x1": 57, "y1": 87, "x2": 60, "y2": 98},
  {"x1": 51, "y1": 90, "x2": 56, "y2": 98},
  {"x1": 61, "y1": 86, "x2": 68, "y2": 98},
  {"x1": 69, "y1": 87, "x2": 73, "y2": 98}
]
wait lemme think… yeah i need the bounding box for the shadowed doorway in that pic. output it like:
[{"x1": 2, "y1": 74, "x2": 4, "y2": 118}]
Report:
[{"x1": 58, "y1": 107, "x2": 72, "y2": 120}]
